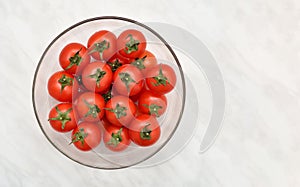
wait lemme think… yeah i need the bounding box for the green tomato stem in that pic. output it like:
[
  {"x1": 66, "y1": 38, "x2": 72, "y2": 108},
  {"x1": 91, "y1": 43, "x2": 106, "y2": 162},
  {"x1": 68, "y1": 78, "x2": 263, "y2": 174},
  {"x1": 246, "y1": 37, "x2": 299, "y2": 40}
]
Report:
[
  {"x1": 48, "y1": 106, "x2": 72, "y2": 129},
  {"x1": 66, "y1": 49, "x2": 82, "y2": 70},
  {"x1": 140, "y1": 124, "x2": 152, "y2": 140},
  {"x1": 124, "y1": 34, "x2": 140, "y2": 54}
]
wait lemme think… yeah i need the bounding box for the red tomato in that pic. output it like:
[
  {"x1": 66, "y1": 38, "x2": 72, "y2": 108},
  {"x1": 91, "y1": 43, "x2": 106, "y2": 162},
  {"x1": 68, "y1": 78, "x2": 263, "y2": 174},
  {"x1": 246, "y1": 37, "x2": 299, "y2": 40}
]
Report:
[
  {"x1": 48, "y1": 71, "x2": 74, "y2": 102},
  {"x1": 87, "y1": 30, "x2": 117, "y2": 61},
  {"x1": 74, "y1": 92, "x2": 105, "y2": 122},
  {"x1": 146, "y1": 64, "x2": 176, "y2": 94},
  {"x1": 59, "y1": 43, "x2": 90, "y2": 75},
  {"x1": 48, "y1": 103, "x2": 77, "y2": 132},
  {"x1": 138, "y1": 90, "x2": 167, "y2": 117},
  {"x1": 81, "y1": 62, "x2": 113, "y2": 93},
  {"x1": 113, "y1": 64, "x2": 144, "y2": 96},
  {"x1": 130, "y1": 50, "x2": 157, "y2": 75},
  {"x1": 70, "y1": 122, "x2": 101, "y2": 151},
  {"x1": 117, "y1": 29, "x2": 146, "y2": 59},
  {"x1": 105, "y1": 96, "x2": 137, "y2": 127},
  {"x1": 103, "y1": 125, "x2": 131, "y2": 152},
  {"x1": 129, "y1": 114, "x2": 160, "y2": 146}
]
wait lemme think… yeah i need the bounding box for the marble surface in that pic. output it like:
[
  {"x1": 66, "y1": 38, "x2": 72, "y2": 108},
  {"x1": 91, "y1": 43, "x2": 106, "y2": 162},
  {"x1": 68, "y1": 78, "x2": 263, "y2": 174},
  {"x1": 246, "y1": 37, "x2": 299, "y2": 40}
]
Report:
[{"x1": 1, "y1": 0, "x2": 300, "y2": 186}]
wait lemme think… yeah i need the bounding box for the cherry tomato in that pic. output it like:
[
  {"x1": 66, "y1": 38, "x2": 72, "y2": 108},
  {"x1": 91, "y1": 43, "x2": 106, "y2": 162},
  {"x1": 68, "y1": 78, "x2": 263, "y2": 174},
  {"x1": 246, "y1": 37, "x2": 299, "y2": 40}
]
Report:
[
  {"x1": 117, "y1": 29, "x2": 146, "y2": 59},
  {"x1": 113, "y1": 64, "x2": 144, "y2": 96},
  {"x1": 105, "y1": 96, "x2": 136, "y2": 127},
  {"x1": 145, "y1": 64, "x2": 176, "y2": 94},
  {"x1": 74, "y1": 92, "x2": 105, "y2": 122},
  {"x1": 48, "y1": 103, "x2": 77, "y2": 132},
  {"x1": 129, "y1": 114, "x2": 160, "y2": 146},
  {"x1": 87, "y1": 30, "x2": 117, "y2": 61},
  {"x1": 59, "y1": 43, "x2": 90, "y2": 75},
  {"x1": 138, "y1": 90, "x2": 167, "y2": 117},
  {"x1": 103, "y1": 124, "x2": 131, "y2": 152},
  {"x1": 70, "y1": 122, "x2": 102, "y2": 151},
  {"x1": 48, "y1": 71, "x2": 74, "y2": 102},
  {"x1": 130, "y1": 50, "x2": 157, "y2": 75},
  {"x1": 82, "y1": 62, "x2": 113, "y2": 93}
]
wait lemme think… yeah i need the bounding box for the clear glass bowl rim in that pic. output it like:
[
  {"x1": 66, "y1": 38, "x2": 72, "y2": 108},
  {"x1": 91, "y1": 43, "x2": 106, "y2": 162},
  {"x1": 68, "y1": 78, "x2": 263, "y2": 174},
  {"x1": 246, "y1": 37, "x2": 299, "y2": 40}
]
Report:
[{"x1": 32, "y1": 16, "x2": 186, "y2": 169}]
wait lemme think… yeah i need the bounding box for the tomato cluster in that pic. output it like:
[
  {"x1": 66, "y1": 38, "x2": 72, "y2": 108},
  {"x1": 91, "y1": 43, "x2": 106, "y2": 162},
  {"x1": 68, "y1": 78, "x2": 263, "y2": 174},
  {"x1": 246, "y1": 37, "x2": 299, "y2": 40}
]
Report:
[{"x1": 47, "y1": 29, "x2": 177, "y2": 152}]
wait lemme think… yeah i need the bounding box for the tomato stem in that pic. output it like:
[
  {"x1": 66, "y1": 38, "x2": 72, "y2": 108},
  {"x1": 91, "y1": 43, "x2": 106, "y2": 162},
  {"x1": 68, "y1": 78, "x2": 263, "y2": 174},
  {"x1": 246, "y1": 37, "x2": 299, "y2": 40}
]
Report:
[
  {"x1": 140, "y1": 124, "x2": 152, "y2": 140},
  {"x1": 108, "y1": 59, "x2": 122, "y2": 72},
  {"x1": 104, "y1": 103, "x2": 127, "y2": 119},
  {"x1": 88, "y1": 68, "x2": 106, "y2": 87},
  {"x1": 152, "y1": 65, "x2": 168, "y2": 86},
  {"x1": 132, "y1": 55, "x2": 147, "y2": 70},
  {"x1": 58, "y1": 74, "x2": 73, "y2": 93},
  {"x1": 102, "y1": 86, "x2": 112, "y2": 102},
  {"x1": 119, "y1": 72, "x2": 136, "y2": 92},
  {"x1": 83, "y1": 100, "x2": 101, "y2": 118},
  {"x1": 70, "y1": 128, "x2": 88, "y2": 145},
  {"x1": 66, "y1": 49, "x2": 82, "y2": 70},
  {"x1": 142, "y1": 104, "x2": 163, "y2": 117},
  {"x1": 107, "y1": 128, "x2": 123, "y2": 147},
  {"x1": 125, "y1": 34, "x2": 140, "y2": 54},
  {"x1": 48, "y1": 106, "x2": 72, "y2": 129},
  {"x1": 89, "y1": 40, "x2": 110, "y2": 60}
]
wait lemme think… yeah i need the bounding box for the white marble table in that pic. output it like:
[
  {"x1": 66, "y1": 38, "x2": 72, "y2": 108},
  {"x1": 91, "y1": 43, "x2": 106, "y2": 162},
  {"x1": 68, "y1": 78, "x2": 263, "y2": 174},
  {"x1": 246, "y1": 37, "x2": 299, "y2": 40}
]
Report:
[{"x1": 0, "y1": 0, "x2": 299, "y2": 186}]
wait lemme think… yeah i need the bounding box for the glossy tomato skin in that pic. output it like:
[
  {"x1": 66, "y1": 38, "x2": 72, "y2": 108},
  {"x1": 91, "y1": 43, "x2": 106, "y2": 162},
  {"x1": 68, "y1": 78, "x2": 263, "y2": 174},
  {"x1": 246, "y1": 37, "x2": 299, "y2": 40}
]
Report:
[
  {"x1": 48, "y1": 71, "x2": 74, "y2": 102},
  {"x1": 48, "y1": 103, "x2": 77, "y2": 132},
  {"x1": 71, "y1": 122, "x2": 102, "y2": 151},
  {"x1": 74, "y1": 92, "x2": 105, "y2": 122},
  {"x1": 129, "y1": 84, "x2": 148, "y2": 102},
  {"x1": 113, "y1": 64, "x2": 144, "y2": 96},
  {"x1": 105, "y1": 96, "x2": 137, "y2": 127},
  {"x1": 117, "y1": 29, "x2": 146, "y2": 59},
  {"x1": 103, "y1": 124, "x2": 131, "y2": 152},
  {"x1": 138, "y1": 90, "x2": 167, "y2": 117},
  {"x1": 146, "y1": 64, "x2": 177, "y2": 94},
  {"x1": 81, "y1": 62, "x2": 113, "y2": 93},
  {"x1": 130, "y1": 50, "x2": 157, "y2": 76},
  {"x1": 129, "y1": 114, "x2": 161, "y2": 146},
  {"x1": 59, "y1": 43, "x2": 90, "y2": 75},
  {"x1": 87, "y1": 30, "x2": 117, "y2": 61}
]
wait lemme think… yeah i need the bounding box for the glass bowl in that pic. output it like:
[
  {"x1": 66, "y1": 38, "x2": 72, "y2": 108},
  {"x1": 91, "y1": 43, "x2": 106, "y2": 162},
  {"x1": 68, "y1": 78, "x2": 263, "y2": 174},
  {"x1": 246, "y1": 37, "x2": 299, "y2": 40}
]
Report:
[{"x1": 32, "y1": 16, "x2": 185, "y2": 169}]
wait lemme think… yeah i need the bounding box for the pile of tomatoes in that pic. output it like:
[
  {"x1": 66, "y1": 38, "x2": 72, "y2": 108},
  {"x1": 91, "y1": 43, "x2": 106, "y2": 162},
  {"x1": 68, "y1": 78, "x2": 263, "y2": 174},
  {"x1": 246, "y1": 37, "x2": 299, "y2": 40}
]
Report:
[{"x1": 47, "y1": 29, "x2": 177, "y2": 152}]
